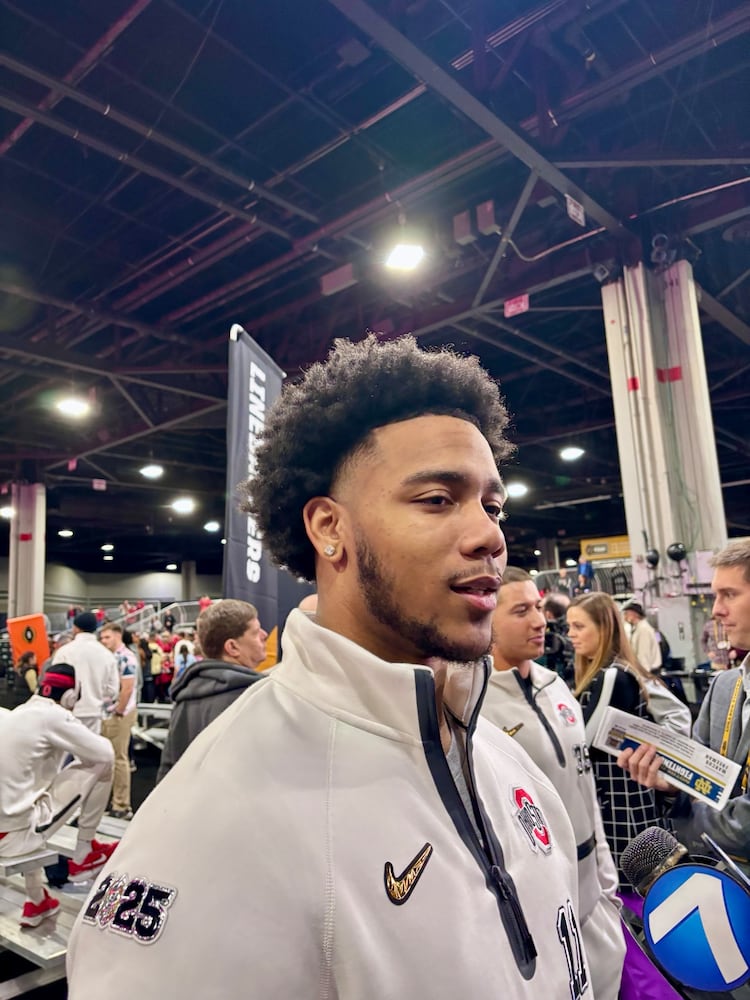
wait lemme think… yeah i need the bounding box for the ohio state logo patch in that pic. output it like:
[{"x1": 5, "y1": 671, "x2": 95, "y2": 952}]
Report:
[
  {"x1": 557, "y1": 702, "x2": 577, "y2": 726},
  {"x1": 511, "y1": 786, "x2": 553, "y2": 854}
]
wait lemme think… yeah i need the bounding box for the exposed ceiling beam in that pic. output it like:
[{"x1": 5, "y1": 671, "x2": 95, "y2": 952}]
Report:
[
  {"x1": 0, "y1": 53, "x2": 319, "y2": 225},
  {"x1": 0, "y1": 332, "x2": 226, "y2": 403},
  {"x1": 554, "y1": 155, "x2": 750, "y2": 168},
  {"x1": 44, "y1": 402, "x2": 226, "y2": 472},
  {"x1": 698, "y1": 288, "x2": 750, "y2": 347},
  {"x1": 473, "y1": 169, "x2": 539, "y2": 307},
  {"x1": 0, "y1": 93, "x2": 296, "y2": 244},
  {"x1": 328, "y1": 0, "x2": 630, "y2": 239}
]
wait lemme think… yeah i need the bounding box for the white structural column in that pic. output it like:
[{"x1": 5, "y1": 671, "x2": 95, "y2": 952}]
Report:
[
  {"x1": 181, "y1": 559, "x2": 196, "y2": 603},
  {"x1": 7, "y1": 482, "x2": 46, "y2": 619},
  {"x1": 601, "y1": 260, "x2": 727, "y2": 667}
]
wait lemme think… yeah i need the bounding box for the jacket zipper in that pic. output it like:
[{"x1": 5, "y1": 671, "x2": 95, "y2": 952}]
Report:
[
  {"x1": 415, "y1": 668, "x2": 537, "y2": 979},
  {"x1": 513, "y1": 671, "x2": 566, "y2": 768}
]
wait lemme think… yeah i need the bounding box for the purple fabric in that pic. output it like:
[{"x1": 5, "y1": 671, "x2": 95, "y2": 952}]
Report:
[{"x1": 618, "y1": 893, "x2": 686, "y2": 1000}]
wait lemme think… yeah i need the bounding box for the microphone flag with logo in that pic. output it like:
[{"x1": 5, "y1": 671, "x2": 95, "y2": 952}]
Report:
[{"x1": 622, "y1": 827, "x2": 750, "y2": 992}]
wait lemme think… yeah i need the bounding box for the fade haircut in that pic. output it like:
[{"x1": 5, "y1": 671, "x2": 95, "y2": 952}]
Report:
[
  {"x1": 711, "y1": 539, "x2": 750, "y2": 584},
  {"x1": 242, "y1": 334, "x2": 512, "y2": 580},
  {"x1": 197, "y1": 599, "x2": 258, "y2": 660}
]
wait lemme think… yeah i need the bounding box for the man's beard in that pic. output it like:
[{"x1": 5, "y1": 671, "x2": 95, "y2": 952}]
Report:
[{"x1": 355, "y1": 534, "x2": 491, "y2": 663}]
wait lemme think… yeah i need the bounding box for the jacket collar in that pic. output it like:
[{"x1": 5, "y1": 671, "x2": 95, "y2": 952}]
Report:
[
  {"x1": 273, "y1": 610, "x2": 490, "y2": 742},
  {"x1": 488, "y1": 660, "x2": 556, "y2": 692}
]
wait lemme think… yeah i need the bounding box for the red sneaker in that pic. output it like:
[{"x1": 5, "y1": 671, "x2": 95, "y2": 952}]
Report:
[
  {"x1": 68, "y1": 840, "x2": 117, "y2": 883},
  {"x1": 91, "y1": 838, "x2": 118, "y2": 861},
  {"x1": 20, "y1": 890, "x2": 60, "y2": 928}
]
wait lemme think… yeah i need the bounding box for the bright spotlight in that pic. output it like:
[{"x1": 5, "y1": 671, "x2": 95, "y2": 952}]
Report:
[
  {"x1": 385, "y1": 243, "x2": 425, "y2": 270},
  {"x1": 103, "y1": 554, "x2": 114, "y2": 562},
  {"x1": 560, "y1": 446, "x2": 585, "y2": 461},
  {"x1": 0, "y1": 505, "x2": 14, "y2": 520},
  {"x1": 101, "y1": 543, "x2": 114, "y2": 552},
  {"x1": 171, "y1": 497, "x2": 195, "y2": 514},
  {"x1": 56, "y1": 397, "x2": 90, "y2": 418},
  {"x1": 58, "y1": 529, "x2": 74, "y2": 538},
  {"x1": 565, "y1": 558, "x2": 577, "y2": 568},
  {"x1": 203, "y1": 520, "x2": 220, "y2": 533},
  {"x1": 140, "y1": 464, "x2": 164, "y2": 480},
  {"x1": 166, "y1": 563, "x2": 178, "y2": 571},
  {"x1": 221, "y1": 538, "x2": 227, "y2": 545},
  {"x1": 533, "y1": 549, "x2": 541, "y2": 556},
  {"x1": 506, "y1": 482, "x2": 528, "y2": 499}
]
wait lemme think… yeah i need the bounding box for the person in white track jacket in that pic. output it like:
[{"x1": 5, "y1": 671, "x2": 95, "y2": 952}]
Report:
[
  {"x1": 0, "y1": 664, "x2": 116, "y2": 926},
  {"x1": 67, "y1": 335, "x2": 590, "y2": 1000},
  {"x1": 481, "y1": 567, "x2": 626, "y2": 1000}
]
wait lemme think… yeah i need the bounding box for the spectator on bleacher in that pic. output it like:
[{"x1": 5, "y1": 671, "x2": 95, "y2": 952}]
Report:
[
  {"x1": 0, "y1": 663, "x2": 116, "y2": 927},
  {"x1": 15, "y1": 651, "x2": 38, "y2": 695},
  {"x1": 99, "y1": 623, "x2": 138, "y2": 821},
  {"x1": 156, "y1": 600, "x2": 267, "y2": 782},
  {"x1": 566, "y1": 592, "x2": 690, "y2": 888},
  {"x1": 162, "y1": 610, "x2": 176, "y2": 633},
  {"x1": 52, "y1": 613, "x2": 119, "y2": 735},
  {"x1": 621, "y1": 599, "x2": 662, "y2": 673},
  {"x1": 198, "y1": 594, "x2": 212, "y2": 613},
  {"x1": 621, "y1": 539, "x2": 750, "y2": 872},
  {"x1": 482, "y1": 568, "x2": 625, "y2": 1000},
  {"x1": 173, "y1": 642, "x2": 197, "y2": 680}
]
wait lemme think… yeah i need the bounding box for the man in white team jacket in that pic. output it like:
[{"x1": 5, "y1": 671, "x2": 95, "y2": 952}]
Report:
[
  {"x1": 68, "y1": 336, "x2": 590, "y2": 999},
  {"x1": 481, "y1": 567, "x2": 626, "y2": 1000}
]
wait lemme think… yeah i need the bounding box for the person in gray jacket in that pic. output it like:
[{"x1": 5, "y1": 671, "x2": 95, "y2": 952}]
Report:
[
  {"x1": 622, "y1": 538, "x2": 750, "y2": 868},
  {"x1": 156, "y1": 600, "x2": 268, "y2": 782}
]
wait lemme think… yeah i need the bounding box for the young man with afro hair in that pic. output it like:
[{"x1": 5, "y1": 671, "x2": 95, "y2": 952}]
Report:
[{"x1": 68, "y1": 335, "x2": 589, "y2": 1000}]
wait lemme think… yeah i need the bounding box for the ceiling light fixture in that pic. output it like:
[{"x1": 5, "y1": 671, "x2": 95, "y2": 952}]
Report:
[
  {"x1": 385, "y1": 243, "x2": 425, "y2": 270},
  {"x1": 101, "y1": 543, "x2": 114, "y2": 552},
  {"x1": 203, "y1": 520, "x2": 220, "y2": 533},
  {"x1": 58, "y1": 528, "x2": 74, "y2": 538},
  {"x1": 166, "y1": 563, "x2": 178, "y2": 571},
  {"x1": 506, "y1": 482, "x2": 529, "y2": 499},
  {"x1": 56, "y1": 396, "x2": 90, "y2": 418},
  {"x1": 140, "y1": 464, "x2": 164, "y2": 480},
  {"x1": 560, "y1": 446, "x2": 585, "y2": 461},
  {"x1": 565, "y1": 558, "x2": 578, "y2": 567},
  {"x1": 533, "y1": 549, "x2": 542, "y2": 556},
  {"x1": 221, "y1": 538, "x2": 227, "y2": 545},
  {"x1": 103, "y1": 554, "x2": 114, "y2": 562},
  {"x1": 171, "y1": 497, "x2": 195, "y2": 514},
  {"x1": 0, "y1": 505, "x2": 14, "y2": 520}
]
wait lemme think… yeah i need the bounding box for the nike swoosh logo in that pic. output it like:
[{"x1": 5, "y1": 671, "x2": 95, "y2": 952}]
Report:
[
  {"x1": 503, "y1": 723, "x2": 524, "y2": 738},
  {"x1": 384, "y1": 843, "x2": 433, "y2": 905}
]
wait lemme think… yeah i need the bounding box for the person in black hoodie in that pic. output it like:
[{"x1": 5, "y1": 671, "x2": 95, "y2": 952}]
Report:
[{"x1": 156, "y1": 600, "x2": 268, "y2": 782}]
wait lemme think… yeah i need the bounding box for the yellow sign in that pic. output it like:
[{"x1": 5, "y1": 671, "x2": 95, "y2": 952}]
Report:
[{"x1": 580, "y1": 535, "x2": 631, "y2": 561}]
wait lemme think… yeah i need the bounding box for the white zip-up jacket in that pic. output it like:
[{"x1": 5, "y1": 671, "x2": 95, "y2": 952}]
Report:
[
  {"x1": 0, "y1": 696, "x2": 114, "y2": 833},
  {"x1": 52, "y1": 632, "x2": 119, "y2": 727},
  {"x1": 482, "y1": 662, "x2": 625, "y2": 1000},
  {"x1": 68, "y1": 612, "x2": 591, "y2": 1000}
]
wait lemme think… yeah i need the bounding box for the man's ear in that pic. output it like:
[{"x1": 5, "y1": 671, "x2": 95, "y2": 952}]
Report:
[
  {"x1": 224, "y1": 636, "x2": 240, "y2": 659},
  {"x1": 304, "y1": 495, "x2": 347, "y2": 565}
]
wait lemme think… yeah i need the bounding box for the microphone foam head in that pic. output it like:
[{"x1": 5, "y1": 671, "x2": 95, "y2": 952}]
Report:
[{"x1": 621, "y1": 826, "x2": 684, "y2": 894}]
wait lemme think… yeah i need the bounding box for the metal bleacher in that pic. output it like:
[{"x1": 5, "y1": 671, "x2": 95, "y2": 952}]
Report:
[{"x1": 0, "y1": 816, "x2": 127, "y2": 997}]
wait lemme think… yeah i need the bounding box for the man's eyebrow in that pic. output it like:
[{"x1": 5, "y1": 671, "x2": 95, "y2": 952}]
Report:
[{"x1": 401, "y1": 470, "x2": 506, "y2": 497}]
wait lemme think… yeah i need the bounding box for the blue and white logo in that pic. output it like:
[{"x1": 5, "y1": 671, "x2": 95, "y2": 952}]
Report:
[{"x1": 643, "y1": 864, "x2": 750, "y2": 991}]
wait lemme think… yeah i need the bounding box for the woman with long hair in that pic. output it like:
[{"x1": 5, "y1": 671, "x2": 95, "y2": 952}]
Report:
[
  {"x1": 15, "y1": 651, "x2": 38, "y2": 694},
  {"x1": 566, "y1": 592, "x2": 690, "y2": 887}
]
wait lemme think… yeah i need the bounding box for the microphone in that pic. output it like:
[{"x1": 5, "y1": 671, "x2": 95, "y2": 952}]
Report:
[
  {"x1": 620, "y1": 826, "x2": 688, "y2": 896},
  {"x1": 621, "y1": 827, "x2": 750, "y2": 992}
]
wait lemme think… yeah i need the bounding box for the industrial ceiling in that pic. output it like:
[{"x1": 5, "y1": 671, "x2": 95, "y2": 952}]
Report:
[{"x1": 0, "y1": 0, "x2": 748, "y2": 575}]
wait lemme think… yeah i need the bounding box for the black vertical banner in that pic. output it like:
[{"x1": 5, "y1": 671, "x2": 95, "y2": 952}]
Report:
[{"x1": 223, "y1": 324, "x2": 285, "y2": 667}]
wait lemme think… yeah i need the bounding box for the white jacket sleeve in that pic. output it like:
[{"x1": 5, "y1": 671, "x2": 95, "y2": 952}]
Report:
[{"x1": 50, "y1": 712, "x2": 114, "y2": 773}]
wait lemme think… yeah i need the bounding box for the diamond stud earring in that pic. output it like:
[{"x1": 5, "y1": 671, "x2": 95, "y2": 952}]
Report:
[{"x1": 324, "y1": 544, "x2": 336, "y2": 557}]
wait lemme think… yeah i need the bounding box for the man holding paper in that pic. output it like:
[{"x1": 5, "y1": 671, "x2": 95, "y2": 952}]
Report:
[{"x1": 621, "y1": 539, "x2": 750, "y2": 869}]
